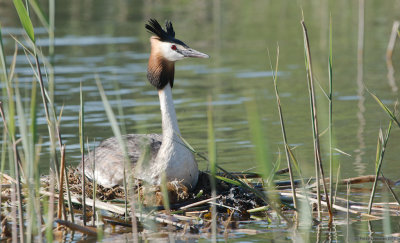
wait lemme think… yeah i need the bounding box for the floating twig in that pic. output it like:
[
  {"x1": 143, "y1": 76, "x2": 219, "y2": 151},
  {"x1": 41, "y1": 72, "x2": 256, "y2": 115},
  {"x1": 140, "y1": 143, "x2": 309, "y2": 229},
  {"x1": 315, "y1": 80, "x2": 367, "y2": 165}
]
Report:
[
  {"x1": 180, "y1": 196, "x2": 221, "y2": 210},
  {"x1": 55, "y1": 219, "x2": 97, "y2": 236}
]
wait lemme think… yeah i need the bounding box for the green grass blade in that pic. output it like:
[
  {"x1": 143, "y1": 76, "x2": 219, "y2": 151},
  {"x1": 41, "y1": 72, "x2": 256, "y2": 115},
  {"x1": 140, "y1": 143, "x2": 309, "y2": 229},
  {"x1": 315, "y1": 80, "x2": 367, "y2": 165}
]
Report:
[
  {"x1": 160, "y1": 173, "x2": 170, "y2": 212},
  {"x1": 214, "y1": 175, "x2": 241, "y2": 186},
  {"x1": 13, "y1": 0, "x2": 35, "y2": 43},
  {"x1": 15, "y1": 83, "x2": 29, "y2": 166},
  {"x1": 96, "y1": 77, "x2": 129, "y2": 219},
  {"x1": 368, "y1": 120, "x2": 392, "y2": 214}
]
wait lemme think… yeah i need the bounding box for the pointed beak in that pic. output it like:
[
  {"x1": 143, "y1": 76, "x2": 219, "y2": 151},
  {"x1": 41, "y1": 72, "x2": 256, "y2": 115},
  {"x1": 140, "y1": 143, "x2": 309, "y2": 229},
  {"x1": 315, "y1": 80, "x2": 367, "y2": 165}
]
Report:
[{"x1": 180, "y1": 48, "x2": 209, "y2": 58}]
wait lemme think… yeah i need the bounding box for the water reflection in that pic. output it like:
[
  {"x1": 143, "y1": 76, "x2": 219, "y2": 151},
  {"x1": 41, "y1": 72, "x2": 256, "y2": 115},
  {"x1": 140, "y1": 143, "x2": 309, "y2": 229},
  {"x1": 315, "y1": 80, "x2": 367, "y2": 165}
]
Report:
[
  {"x1": 386, "y1": 21, "x2": 400, "y2": 93},
  {"x1": 354, "y1": 0, "x2": 366, "y2": 176}
]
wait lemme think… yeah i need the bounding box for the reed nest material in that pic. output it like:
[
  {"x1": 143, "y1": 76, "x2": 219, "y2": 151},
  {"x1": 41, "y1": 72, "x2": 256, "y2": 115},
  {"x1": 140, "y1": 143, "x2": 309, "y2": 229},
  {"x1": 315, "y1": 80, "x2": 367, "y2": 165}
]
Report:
[{"x1": 54, "y1": 168, "x2": 266, "y2": 214}]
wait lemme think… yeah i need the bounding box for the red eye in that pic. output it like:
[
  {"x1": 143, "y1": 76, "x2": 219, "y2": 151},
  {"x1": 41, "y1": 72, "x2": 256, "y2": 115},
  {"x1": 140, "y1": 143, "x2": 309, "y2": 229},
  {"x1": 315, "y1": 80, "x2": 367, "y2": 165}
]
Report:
[{"x1": 171, "y1": 45, "x2": 177, "y2": 50}]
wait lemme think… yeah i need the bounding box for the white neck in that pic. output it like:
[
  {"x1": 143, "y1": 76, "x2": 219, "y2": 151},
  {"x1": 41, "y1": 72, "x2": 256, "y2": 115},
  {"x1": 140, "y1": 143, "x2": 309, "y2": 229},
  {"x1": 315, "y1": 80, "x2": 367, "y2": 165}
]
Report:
[
  {"x1": 158, "y1": 84, "x2": 180, "y2": 139},
  {"x1": 143, "y1": 83, "x2": 198, "y2": 189}
]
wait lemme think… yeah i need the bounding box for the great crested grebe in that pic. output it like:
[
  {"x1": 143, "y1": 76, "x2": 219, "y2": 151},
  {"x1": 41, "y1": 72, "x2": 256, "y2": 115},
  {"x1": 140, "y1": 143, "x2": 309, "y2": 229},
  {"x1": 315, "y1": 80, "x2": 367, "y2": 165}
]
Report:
[{"x1": 80, "y1": 19, "x2": 209, "y2": 190}]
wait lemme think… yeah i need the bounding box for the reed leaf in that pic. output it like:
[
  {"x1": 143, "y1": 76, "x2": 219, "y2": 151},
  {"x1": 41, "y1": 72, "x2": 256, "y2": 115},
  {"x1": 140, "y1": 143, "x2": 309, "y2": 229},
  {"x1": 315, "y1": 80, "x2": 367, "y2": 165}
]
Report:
[
  {"x1": 13, "y1": 0, "x2": 35, "y2": 43},
  {"x1": 368, "y1": 120, "x2": 392, "y2": 214},
  {"x1": 368, "y1": 90, "x2": 400, "y2": 128}
]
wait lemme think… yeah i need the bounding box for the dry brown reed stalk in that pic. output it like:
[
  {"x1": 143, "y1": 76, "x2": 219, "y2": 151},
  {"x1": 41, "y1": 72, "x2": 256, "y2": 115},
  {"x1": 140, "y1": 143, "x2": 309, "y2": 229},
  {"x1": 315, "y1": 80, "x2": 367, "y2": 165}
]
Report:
[
  {"x1": 57, "y1": 144, "x2": 66, "y2": 226},
  {"x1": 301, "y1": 19, "x2": 332, "y2": 222},
  {"x1": 270, "y1": 46, "x2": 297, "y2": 210},
  {"x1": 11, "y1": 182, "x2": 17, "y2": 243},
  {"x1": 46, "y1": 171, "x2": 56, "y2": 242},
  {"x1": 87, "y1": 140, "x2": 96, "y2": 227}
]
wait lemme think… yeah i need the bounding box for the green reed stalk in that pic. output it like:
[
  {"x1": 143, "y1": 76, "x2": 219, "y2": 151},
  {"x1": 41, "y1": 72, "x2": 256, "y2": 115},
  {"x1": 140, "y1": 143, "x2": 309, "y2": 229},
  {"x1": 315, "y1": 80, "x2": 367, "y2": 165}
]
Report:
[
  {"x1": 270, "y1": 46, "x2": 297, "y2": 209},
  {"x1": 29, "y1": 0, "x2": 56, "y2": 102},
  {"x1": 160, "y1": 173, "x2": 172, "y2": 242},
  {"x1": 13, "y1": 74, "x2": 40, "y2": 241},
  {"x1": 368, "y1": 121, "x2": 392, "y2": 214},
  {"x1": 49, "y1": 0, "x2": 55, "y2": 59},
  {"x1": 96, "y1": 77, "x2": 129, "y2": 219},
  {"x1": 328, "y1": 14, "x2": 334, "y2": 206},
  {"x1": 14, "y1": 0, "x2": 64, "y2": 185},
  {"x1": 0, "y1": 25, "x2": 7, "y2": 230},
  {"x1": 245, "y1": 99, "x2": 292, "y2": 226},
  {"x1": 16, "y1": 81, "x2": 38, "y2": 241},
  {"x1": 2, "y1": 84, "x2": 25, "y2": 242},
  {"x1": 46, "y1": 172, "x2": 55, "y2": 242},
  {"x1": 207, "y1": 97, "x2": 217, "y2": 242},
  {"x1": 301, "y1": 19, "x2": 332, "y2": 222},
  {"x1": 57, "y1": 144, "x2": 66, "y2": 223},
  {"x1": 111, "y1": 80, "x2": 139, "y2": 237},
  {"x1": 113, "y1": 80, "x2": 127, "y2": 135},
  {"x1": 79, "y1": 82, "x2": 87, "y2": 226},
  {"x1": 160, "y1": 173, "x2": 170, "y2": 210},
  {"x1": 0, "y1": 24, "x2": 17, "y2": 241},
  {"x1": 0, "y1": 25, "x2": 16, "y2": 142}
]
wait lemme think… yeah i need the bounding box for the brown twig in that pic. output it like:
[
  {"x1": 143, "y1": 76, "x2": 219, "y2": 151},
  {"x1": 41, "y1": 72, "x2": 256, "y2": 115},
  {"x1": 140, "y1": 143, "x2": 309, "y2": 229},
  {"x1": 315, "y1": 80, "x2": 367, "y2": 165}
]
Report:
[
  {"x1": 57, "y1": 145, "x2": 66, "y2": 227},
  {"x1": 55, "y1": 219, "x2": 97, "y2": 236}
]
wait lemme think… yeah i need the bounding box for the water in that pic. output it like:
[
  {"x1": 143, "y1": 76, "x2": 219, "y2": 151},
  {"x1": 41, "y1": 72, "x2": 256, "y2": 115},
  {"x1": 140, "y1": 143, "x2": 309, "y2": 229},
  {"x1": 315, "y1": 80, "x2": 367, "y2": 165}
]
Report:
[{"x1": 1, "y1": 0, "x2": 400, "y2": 241}]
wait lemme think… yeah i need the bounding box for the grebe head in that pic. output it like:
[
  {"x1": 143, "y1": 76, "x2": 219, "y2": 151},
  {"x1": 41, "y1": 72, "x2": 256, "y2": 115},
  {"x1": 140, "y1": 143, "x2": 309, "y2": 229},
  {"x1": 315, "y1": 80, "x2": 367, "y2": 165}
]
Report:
[{"x1": 146, "y1": 19, "x2": 209, "y2": 89}]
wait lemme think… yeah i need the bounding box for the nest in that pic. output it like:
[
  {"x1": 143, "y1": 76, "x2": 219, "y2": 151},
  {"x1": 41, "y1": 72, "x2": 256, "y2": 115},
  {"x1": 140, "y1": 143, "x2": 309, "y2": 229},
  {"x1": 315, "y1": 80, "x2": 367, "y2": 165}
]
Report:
[{"x1": 58, "y1": 167, "x2": 266, "y2": 217}]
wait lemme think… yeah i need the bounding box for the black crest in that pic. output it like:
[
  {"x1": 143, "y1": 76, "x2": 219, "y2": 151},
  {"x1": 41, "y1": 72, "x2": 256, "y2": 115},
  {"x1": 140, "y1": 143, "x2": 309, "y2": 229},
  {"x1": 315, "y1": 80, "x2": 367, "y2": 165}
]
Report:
[{"x1": 145, "y1": 19, "x2": 175, "y2": 41}]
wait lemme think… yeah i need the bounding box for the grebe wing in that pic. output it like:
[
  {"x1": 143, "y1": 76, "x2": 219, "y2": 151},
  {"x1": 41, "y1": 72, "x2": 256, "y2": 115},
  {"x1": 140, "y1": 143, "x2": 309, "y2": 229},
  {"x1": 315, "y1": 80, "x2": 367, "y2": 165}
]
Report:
[{"x1": 80, "y1": 133, "x2": 162, "y2": 187}]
